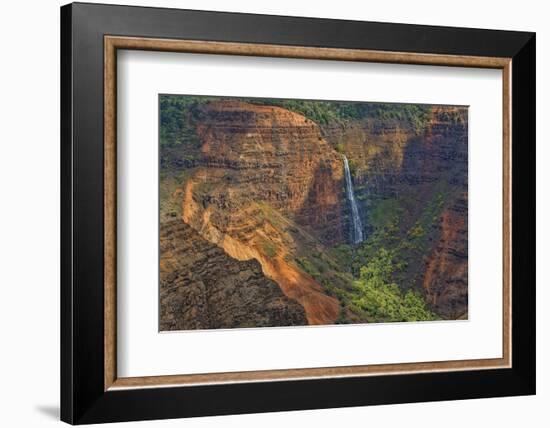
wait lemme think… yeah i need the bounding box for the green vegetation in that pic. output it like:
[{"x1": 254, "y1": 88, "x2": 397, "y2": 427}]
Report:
[
  {"x1": 329, "y1": 244, "x2": 353, "y2": 270},
  {"x1": 251, "y1": 98, "x2": 432, "y2": 133},
  {"x1": 257, "y1": 203, "x2": 288, "y2": 231},
  {"x1": 159, "y1": 95, "x2": 216, "y2": 148},
  {"x1": 294, "y1": 248, "x2": 355, "y2": 302},
  {"x1": 438, "y1": 108, "x2": 467, "y2": 125},
  {"x1": 323, "y1": 184, "x2": 451, "y2": 323},
  {"x1": 259, "y1": 239, "x2": 278, "y2": 259},
  {"x1": 350, "y1": 248, "x2": 437, "y2": 322},
  {"x1": 353, "y1": 187, "x2": 449, "y2": 278},
  {"x1": 369, "y1": 198, "x2": 403, "y2": 230},
  {"x1": 347, "y1": 158, "x2": 359, "y2": 178},
  {"x1": 160, "y1": 94, "x2": 433, "y2": 145},
  {"x1": 293, "y1": 194, "x2": 442, "y2": 323},
  {"x1": 311, "y1": 232, "x2": 440, "y2": 323},
  {"x1": 158, "y1": 94, "x2": 459, "y2": 324},
  {"x1": 296, "y1": 257, "x2": 321, "y2": 278}
]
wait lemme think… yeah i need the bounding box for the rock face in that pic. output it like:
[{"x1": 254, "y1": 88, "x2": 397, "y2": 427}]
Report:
[
  {"x1": 193, "y1": 100, "x2": 345, "y2": 244},
  {"x1": 422, "y1": 193, "x2": 468, "y2": 318},
  {"x1": 322, "y1": 107, "x2": 468, "y2": 317},
  {"x1": 160, "y1": 219, "x2": 307, "y2": 330},
  {"x1": 322, "y1": 107, "x2": 467, "y2": 228},
  {"x1": 411, "y1": 108, "x2": 468, "y2": 317},
  {"x1": 160, "y1": 97, "x2": 469, "y2": 327},
  {"x1": 179, "y1": 101, "x2": 342, "y2": 324}
]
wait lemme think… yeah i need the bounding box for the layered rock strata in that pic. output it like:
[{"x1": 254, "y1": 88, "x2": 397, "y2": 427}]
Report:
[
  {"x1": 160, "y1": 219, "x2": 307, "y2": 330},
  {"x1": 179, "y1": 101, "x2": 343, "y2": 324}
]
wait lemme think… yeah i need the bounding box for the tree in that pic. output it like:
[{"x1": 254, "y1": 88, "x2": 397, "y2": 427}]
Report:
[{"x1": 351, "y1": 248, "x2": 437, "y2": 322}]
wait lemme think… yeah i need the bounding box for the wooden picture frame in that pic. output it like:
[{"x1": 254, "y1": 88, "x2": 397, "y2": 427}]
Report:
[{"x1": 61, "y1": 2, "x2": 535, "y2": 424}]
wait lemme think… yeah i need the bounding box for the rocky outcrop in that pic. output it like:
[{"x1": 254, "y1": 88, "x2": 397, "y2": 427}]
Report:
[
  {"x1": 323, "y1": 119, "x2": 411, "y2": 183},
  {"x1": 320, "y1": 118, "x2": 417, "y2": 244},
  {"x1": 422, "y1": 192, "x2": 468, "y2": 319},
  {"x1": 410, "y1": 108, "x2": 468, "y2": 317},
  {"x1": 322, "y1": 108, "x2": 467, "y2": 234},
  {"x1": 192, "y1": 100, "x2": 345, "y2": 244},
  {"x1": 161, "y1": 99, "x2": 469, "y2": 325},
  {"x1": 160, "y1": 219, "x2": 307, "y2": 330},
  {"x1": 178, "y1": 101, "x2": 342, "y2": 324},
  {"x1": 322, "y1": 106, "x2": 468, "y2": 317}
]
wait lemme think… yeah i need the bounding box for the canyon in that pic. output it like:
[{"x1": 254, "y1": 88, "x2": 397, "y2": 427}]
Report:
[
  {"x1": 160, "y1": 219, "x2": 307, "y2": 330},
  {"x1": 160, "y1": 97, "x2": 468, "y2": 330}
]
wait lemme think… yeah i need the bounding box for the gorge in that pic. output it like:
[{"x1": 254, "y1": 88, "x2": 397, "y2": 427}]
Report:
[{"x1": 159, "y1": 96, "x2": 469, "y2": 330}]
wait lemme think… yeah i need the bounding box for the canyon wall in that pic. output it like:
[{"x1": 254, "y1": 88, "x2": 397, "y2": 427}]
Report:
[
  {"x1": 422, "y1": 192, "x2": 468, "y2": 318},
  {"x1": 177, "y1": 101, "x2": 343, "y2": 324},
  {"x1": 322, "y1": 106, "x2": 469, "y2": 317},
  {"x1": 160, "y1": 98, "x2": 469, "y2": 327},
  {"x1": 160, "y1": 219, "x2": 307, "y2": 330}
]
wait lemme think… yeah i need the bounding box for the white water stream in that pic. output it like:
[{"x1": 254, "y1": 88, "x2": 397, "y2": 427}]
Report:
[{"x1": 342, "y1": 155, "x2": 364, "y2": 244}]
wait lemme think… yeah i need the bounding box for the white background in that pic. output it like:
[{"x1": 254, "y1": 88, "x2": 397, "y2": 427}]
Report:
[
  {"x1": 0, "y1": 0, "x2": 546, "y2": 427},
  {"x1": 118, "y1": 51, "x2": 502, "y2": 377}
]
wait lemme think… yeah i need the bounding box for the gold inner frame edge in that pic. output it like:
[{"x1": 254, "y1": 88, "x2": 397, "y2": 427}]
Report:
[{"x1": 104, "y1": 35, "x2": 512, "y2": 391}]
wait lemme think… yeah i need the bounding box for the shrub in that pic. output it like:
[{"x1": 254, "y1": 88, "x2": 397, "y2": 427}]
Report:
[{"x1": 351, "y1": 248, "x2": 437, "y2": 322}]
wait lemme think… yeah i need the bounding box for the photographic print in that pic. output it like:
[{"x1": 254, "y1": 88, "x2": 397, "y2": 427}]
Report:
[{"x1": 159, "y1": 95, "x2": 468, "y2": 331}]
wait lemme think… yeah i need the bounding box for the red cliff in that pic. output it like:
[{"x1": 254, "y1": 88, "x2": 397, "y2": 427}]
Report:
[{"x1": 180, "y1": 101, "x2": 343, "y2": 324}]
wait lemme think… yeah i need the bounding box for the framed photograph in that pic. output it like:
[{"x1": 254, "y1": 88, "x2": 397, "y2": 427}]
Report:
[{"x1": 60, "y1": 2, "x2": 535, "y2": 424}]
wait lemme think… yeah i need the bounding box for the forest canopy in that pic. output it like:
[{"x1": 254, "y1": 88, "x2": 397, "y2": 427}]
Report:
[{"x1": 159, "y1": 94, "x2": 435, "y2": 147}]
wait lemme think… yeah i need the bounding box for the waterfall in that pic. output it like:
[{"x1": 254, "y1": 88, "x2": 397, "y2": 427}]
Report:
[{"x1": 342, "y1": 155, "x2": 364, "y2": 244}]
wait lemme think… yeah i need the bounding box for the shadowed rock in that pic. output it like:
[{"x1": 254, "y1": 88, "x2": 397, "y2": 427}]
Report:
[{"x1": 160, "y1": 219, "x2": 307, "y2": 331}]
